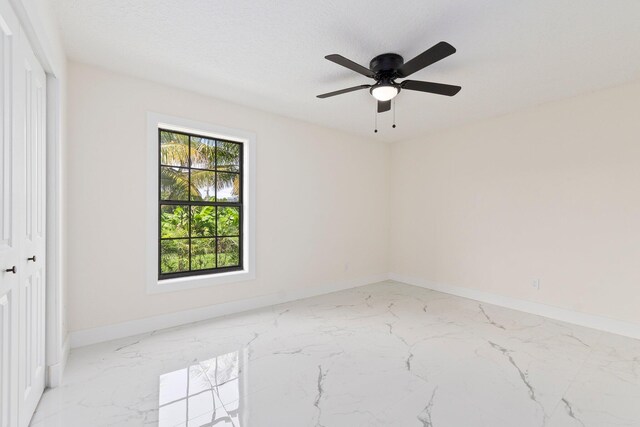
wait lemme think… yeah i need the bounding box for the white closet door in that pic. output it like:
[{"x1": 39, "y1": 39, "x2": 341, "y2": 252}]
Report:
[
  {"x1": 0, "y1": 3, "x2": 22, "y2": 427},
  {"x1": 15, "y1": 24, "x2": 46, "y2": 427},
  {"x1": 0, "y1": 3, "x2": 46, "y2": 425}
]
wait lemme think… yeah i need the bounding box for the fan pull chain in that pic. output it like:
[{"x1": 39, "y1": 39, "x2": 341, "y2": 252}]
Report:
[
  {"x1": 392, "y1": 99, "x2": 396, "y2": 129},
  {"x1": 374, "y1": 103, "x2": 378, "y2": 133}
]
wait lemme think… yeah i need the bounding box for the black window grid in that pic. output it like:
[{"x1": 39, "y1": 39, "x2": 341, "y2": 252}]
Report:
[{"x1": 158, "y1": 128, "x2": 244, "y2": 279}]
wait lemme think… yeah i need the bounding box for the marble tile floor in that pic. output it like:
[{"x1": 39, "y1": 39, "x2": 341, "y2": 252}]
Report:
[{"x1": 30, "y1": 281, "x2": 640, "y2": 426}]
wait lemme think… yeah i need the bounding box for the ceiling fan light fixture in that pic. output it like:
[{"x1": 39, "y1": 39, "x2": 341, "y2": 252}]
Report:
[{"x1": 370, "y1": 84, "x2": 399, "y2": 102}]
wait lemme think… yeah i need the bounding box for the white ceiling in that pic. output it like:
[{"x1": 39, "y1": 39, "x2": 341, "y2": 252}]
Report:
[{"x1": 53, "y1": 0, "x2": 640, "y2": 142}]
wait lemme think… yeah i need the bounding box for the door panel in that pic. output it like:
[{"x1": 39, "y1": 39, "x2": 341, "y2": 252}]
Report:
[
  {"x1": 0, "y1": 294, "x2": 13, "y2": 427},
  {"x1": 0, "y1": 2, "x2": 47, "y2": 425},
  {"x1": 0, "y1": 3, "x2": 20, "y2": 426},
  {"x1": 17, "y1": 26, "x2": 46, "y2": 427},
  {"x1": 24, "y1": 64, "x2": 31, "y2": 243},
  {"x1": 0, "y1": 11, "x2": 12, "y2": 254}
]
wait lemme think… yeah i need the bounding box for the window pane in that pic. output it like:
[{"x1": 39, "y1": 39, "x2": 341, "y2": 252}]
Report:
[
  {"x1": 191, "y1": 238, "x2": 216, "y2": 270},
  {"x1": 160, "y1": 205, "x2": 189, "y2": 238},
  {"x1": 190, "y1": 170, "x2": 216, "y2": 201},
  {"x1": 217, "y1": 172, "x2": 240, "y2": 202},
  {"x1": 217, "y1": 207, "x2": 240, "y2": 236},
  {"x1": 191, "y1": 206, "x2": 216, "y2": 237},
  {"x1": 161, "y1": 167, "x2": 190, "y2": 201},
  {"x1": 217, "y1": 237, "x2": 239, "y2": 267},
  {"x1": 160, "y1": 131, "x2": 189, "y2": 167},
  {"x1": 216, "y1": 141, "x2": 240, "y2": 172},
  {"x1": 159, "y1": 129, "x2": 244, "y2": 279},
  {"x1": 161, "y1": 239, "x2": 189, "y2": 273},
  {"x1": 190, "y1": 136, "x2": 216, "y2": 170}
]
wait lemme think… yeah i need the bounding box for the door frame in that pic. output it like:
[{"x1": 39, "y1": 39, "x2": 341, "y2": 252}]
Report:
[{"x1": 7, "y1": 0, "x2": 66, "y2": 387}]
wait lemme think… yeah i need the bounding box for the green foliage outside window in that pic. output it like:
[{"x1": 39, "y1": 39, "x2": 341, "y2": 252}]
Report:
[{"x1": 159, "y1": 130, "x2": 242, "y2": 276}]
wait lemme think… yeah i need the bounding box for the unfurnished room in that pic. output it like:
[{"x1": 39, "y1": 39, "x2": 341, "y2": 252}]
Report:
[{"x1": 1, "y1": 0, "x2": 640, "y2": 426}]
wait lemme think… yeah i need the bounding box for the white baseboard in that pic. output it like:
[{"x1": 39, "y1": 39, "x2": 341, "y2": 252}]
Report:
[
  {"x1": 390, "y1": 273, "x2": 640, "y2": 340},
  {"x1": 70, "y1": 274, "x2": 388, "y2": 348},
  {"x1": 47, "y1": 335, "x2": 70, "y2": 388}
]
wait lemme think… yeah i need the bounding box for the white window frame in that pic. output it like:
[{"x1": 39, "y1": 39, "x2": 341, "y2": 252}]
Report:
[{"x1": 146, "y1": 112, "x2": 256, "y2": 294}]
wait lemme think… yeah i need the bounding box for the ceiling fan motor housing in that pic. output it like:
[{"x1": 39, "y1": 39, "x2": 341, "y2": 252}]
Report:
[{"x1": 369, "y1": 53, "x2": 404, "y2": 76}]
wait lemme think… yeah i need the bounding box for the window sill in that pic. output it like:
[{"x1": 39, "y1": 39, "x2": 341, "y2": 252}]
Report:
[{"x1": 147, "y1": 269, "x2": 255, "y2": 294}]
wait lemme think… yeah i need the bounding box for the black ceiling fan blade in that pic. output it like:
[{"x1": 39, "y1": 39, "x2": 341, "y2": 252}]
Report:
[
  {"x1": 316, "y1": 84, "x2": 371, "y2": 99},
  {"x1": 401, "y1": 80, "x2": 461, "y2": 96},
  {"x1": 377, "y1": 100, "x2": 391, "y2": 113},
  {"x1": 325, "y1": 54, "x2": 376, "y2": 78},
  {"x1": 396, "y1": 42, "x2": 456, "y2": 78}
]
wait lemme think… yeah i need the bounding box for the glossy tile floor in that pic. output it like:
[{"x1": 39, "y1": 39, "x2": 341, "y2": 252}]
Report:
[{"x1": 31, "y1": 281, "x2": 640, "y2": 426}]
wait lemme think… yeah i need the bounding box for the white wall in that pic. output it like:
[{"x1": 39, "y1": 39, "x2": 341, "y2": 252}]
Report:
[
  {"x1": 66, "y1": 62, "x2": 389, "y2": 333},
  {"x1": 11, "y1": 0, "x2": 65, "y2": 72},
  {"x1": 66, "y1": 58, "x2": 640, "y2": 337},
  {"x1": 390, "y1": 80, "x2": 640, "y2": 325}
]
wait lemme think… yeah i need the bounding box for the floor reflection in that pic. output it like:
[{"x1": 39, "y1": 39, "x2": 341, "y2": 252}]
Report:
[{"x1": 159, "y1": 351, "x2": 243, "y2": 426}]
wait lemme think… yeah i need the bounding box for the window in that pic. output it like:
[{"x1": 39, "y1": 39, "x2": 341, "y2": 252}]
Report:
[
  {"x1": 147, "y1": 113, "x2": 255, "y2": 293},
  {"x1": 159, "y1": 129, "x2": 243, "y2": 279}
]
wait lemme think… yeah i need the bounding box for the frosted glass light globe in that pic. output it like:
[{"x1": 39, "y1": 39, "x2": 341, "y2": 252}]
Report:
[{"x1": 371, "y1": 85, "x2": 399, "y2": 101}]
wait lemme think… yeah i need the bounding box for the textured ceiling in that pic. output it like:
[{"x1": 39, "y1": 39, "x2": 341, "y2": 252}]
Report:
[{"x1": 53, "y1": 0, "x2": 640, "y2": 142}]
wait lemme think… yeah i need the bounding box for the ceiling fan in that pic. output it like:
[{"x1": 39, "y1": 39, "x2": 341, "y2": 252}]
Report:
[{"x1": 317, "y1": 41, "x2": 461, "y2": 113}]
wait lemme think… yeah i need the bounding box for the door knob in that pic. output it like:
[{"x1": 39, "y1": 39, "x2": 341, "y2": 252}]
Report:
[
  {"x1": 27, "y1": 255, "x2": 36, "y2": 262},
  {"x1": 5, "y1": 266, "x2": 16, "y2": 274}
]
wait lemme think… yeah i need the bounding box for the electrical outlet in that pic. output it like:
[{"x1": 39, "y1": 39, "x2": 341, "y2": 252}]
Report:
[{"x1": 531, "y1": 279, "x2": 540, "y2": 290}]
